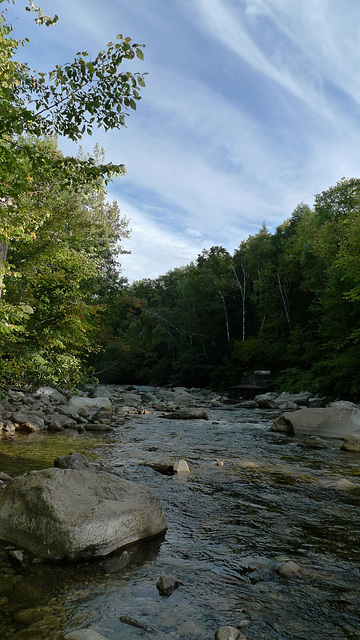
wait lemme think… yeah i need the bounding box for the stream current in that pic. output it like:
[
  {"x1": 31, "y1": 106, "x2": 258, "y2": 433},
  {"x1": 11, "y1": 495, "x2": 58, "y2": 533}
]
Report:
[{"x1": 1, "y1": 405, "x2": 360, "y2": 639}]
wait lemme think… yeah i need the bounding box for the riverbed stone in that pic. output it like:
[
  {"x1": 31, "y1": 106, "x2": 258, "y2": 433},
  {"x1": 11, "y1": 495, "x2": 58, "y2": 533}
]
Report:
[
  {"x1": 156, "y1": 574, "x2": 182, "y2": 596},
  {"x1": 271, "y1": 407, "x2": 360, "y2": 439},
  {"x1": 341, "y1": 434, "x2": 360, "y2": 452},
  {"x1": 35, "y1": 386, "x2": 66, "y2": 403},
  {"x1": 0, "y1": 468, "x2": 167, "y2": 560},
  {"x1": 10, "y1": 412, "x2": 45, "y2": 432},
  {"x1": 274, "y1": 391, "x2": 313, "y2": 406},
  {"x1": 162, "y1": 408, "x2": 209, "y2": 420},
  {"x1": 276, "y1": 560, "x2": 301, "y2": 576},
  {"x1": 215, "y1": 626, "x2": 247, "y2": 640}
]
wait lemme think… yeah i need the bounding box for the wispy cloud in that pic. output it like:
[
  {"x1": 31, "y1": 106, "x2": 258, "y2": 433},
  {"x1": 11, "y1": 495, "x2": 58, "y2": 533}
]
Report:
[{"x1": 16, "y1": 0, "x2": 360, "y2": 281}]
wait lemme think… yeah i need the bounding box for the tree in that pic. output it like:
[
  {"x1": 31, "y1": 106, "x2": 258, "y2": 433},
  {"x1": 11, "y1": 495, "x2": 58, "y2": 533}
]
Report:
[{"x1": 0, "y1": 0, "x2": 145, "y2": 385}]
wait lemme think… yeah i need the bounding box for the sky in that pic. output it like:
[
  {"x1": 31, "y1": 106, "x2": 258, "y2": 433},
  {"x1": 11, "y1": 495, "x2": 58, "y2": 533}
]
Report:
[{"x1": 11, "y1": 0, "x2": 360, "y2": 282}]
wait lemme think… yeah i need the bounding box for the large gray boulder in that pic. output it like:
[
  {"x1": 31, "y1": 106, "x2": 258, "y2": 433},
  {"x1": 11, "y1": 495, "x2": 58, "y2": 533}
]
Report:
[
  {"x1": 0, "y1": 468, "x2": 166, "y2": 561},
  {"x1": 68, "y1": 396, "x2": 112, "y2": 413},
  {"x1": 271, "y1": 407, "x2": 360, "y2": 439}
]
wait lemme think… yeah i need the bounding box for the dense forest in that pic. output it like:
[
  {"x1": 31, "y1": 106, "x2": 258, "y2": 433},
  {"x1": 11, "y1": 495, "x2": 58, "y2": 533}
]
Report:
[{"x1": 1, "y1": 2, "x2": 360, "y2": 399}]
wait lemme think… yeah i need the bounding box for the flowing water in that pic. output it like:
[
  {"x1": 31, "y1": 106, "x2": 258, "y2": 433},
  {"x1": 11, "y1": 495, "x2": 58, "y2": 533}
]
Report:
[{"x1": 1, "y1": 405, "x2": 360, "y2": 639}]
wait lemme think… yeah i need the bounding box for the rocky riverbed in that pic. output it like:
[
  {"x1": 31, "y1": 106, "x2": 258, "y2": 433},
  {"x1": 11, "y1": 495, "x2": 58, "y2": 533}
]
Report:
[{"x1": 1, "y1": 385, "x2": 360, "y2": 639}]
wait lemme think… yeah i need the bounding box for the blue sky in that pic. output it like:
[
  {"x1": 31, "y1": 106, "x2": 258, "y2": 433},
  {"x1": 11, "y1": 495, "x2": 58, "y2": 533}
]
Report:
[{"x1": 12, "y1": 0, "x2": 360, "y2": 282}]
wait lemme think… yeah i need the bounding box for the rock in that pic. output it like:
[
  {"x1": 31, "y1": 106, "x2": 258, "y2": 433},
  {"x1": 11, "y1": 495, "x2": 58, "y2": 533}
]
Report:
[
  {"x1": 276, "y1": 560, "x2": 301, "y2": 576},
  {"x1": 156, "y1": 574, "x2": 182, "y2": 596},
  {"x1": 64, "y1": 630, "x2": 109, "y2": 640},
  {"x1": 276, "y1": 401, "x2": 299, "y2": 411},
  {"x1": 161, "y1": 408, "x2": 209, "y2": 420},
  {"x1": 341, "y1": 434, "x2": 360, "y2": 452},
  {"x1": 88, "y1": 386, "x2": 113, "y2": 399},
  {"x1": 329, "y1": 400, "x2": 359, "y2": 409},
  {"x1": 54, "y1": 452, "x2": 93, "y2": 470},
  {"x1": 84, "y1": 423, "x2": 113, "y2": 432},
  {"x1": 10, "y1": 412, "x2": 45, "y2": 432},
  {"x1": 274, "y1": 391, "x2": 313, "y2": 406},
  {"x1": 9, "y1": 549, "x2": 25, "y2": 566},
  {"x1": 103, "y1": 550, "x2": 131, "y2": 573},
  {"x1": 271, "y1": 407, "x2": 360, "y2": 439},
  {"x1": 68, "y1": 396, "x2": 112, "y2": 413},
  {"x1": 215, "y1": 626, "x2": 247, "y2": 640},
  {"x1": 35, "y1": 386, "x2": 67, "y2": 403},
  {"x1": 319, "y1": 478, "x2": 358, "y2": 490},
  {"x1": 302, "y1": 435, "x2": 329, "y2": 448},
  {"x1": 48, "y1": 412, "x2": 77, "y2": 430},
  {"x1": 308, "y1": 397, "x2": 329, "y2": 408},
  {"x1": 0, "y1": 468, "x2": 167, "y2": 560},
  {"x1": 237, "y1": 400, "x2": 258, "y2": 409},
  {"x1": 254, "y1": 392, "x2": 278, "y2": 409},
  {"x1": 173, "y1": 459, "x2": 190, "y2": 473}
]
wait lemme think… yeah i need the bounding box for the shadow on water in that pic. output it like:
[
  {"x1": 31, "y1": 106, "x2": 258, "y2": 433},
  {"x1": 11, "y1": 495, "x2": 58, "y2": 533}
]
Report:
[{"x1": 1, "y1": 407, "x2": 360, "y2": 639}]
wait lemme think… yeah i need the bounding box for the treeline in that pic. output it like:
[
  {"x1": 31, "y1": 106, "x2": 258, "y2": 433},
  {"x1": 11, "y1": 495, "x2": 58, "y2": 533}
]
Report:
[{"x1": 95, "y1": 177, "x2": 360, "y2": 400}]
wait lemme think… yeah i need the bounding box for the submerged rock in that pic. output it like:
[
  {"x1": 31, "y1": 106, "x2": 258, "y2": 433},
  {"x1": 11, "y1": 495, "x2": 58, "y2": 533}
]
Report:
[
  {"x1": 64, "y1": 630, "x2": 109, "y2": 640},
  {"x1": 156, "y1": 574, "x2": 182, "y2": 596},
  {"x1": 0, "y1": 468, "x2": 167, "y2": 560},
  {"x1": 341, "y1": 434, "x2": 360, "y2": 452},
  {"x1": 215, "y1": 626, "x2": 247, "y2": 640},
  {"x1": 161, "y1": 408, "x2": 209, "y2": 420}
]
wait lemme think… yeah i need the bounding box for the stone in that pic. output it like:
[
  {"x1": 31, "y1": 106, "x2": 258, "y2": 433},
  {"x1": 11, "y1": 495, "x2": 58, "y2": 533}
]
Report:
[
  {"x1": 271, "y1": 407, "x2": 360, "y2": 439},
  {"x1": 274, "y1": 391, "x2": 313, "y2": 406},
  {"x1": 302, "y1": 435, "x2": 329, "y2": 448},
  {"x1": 319, "y1": 478, "x2": 357, "y2": 490},
  {"x1": 35, "y1": 386, "x2": 66, "y2": 403},
  {"x1": 215, "y1": 626, "x2": 247, "y2": 640},
  {"x1": 54, "y1": 452, "x2": 93, "y2": 470},
  {"x1": 341, "y1": 434, "x2": 360, "y2": 452},
  {"x1": 48, "y1": 412, "x2": 77, "y2": 430},
  {"x1": 10, "y1": 412, "x2": 45, "y2": 432},
  {"x1": 68, "y1": 396, "x2": 112, "y2": 413},
  {"x1": 173, "y1": 459, "x2": 190, "y2": 473},
  {"x1": 254, "y1": 392, "x2": 278, "y2": 409},
  {"x1": 237, "y1": 400, "x2": 258, "y2": 409},
  {"x1": 162, "y1": 407, "x2": 209, "y2": 420},
  {"x1": 88, "y1": 386, "x2": 113, "y2": 399},
  {"x1": 0, "y1": 468, "x2": 167, "y2": 560},
  {"x1": 276, "y1": 560, "x2": 301, "y2": 576},
  {"x1": 156, "y1": 574, "x2": 182, "y2": 596},
  {"x1": 64, "y1": 630, "x2": 109, "y2": 640}
]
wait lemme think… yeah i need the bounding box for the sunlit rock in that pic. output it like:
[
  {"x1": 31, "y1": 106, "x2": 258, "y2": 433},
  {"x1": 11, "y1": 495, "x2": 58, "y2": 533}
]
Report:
[{"x1": 0, "y1": 468, "x2": 167, "y2": 560}]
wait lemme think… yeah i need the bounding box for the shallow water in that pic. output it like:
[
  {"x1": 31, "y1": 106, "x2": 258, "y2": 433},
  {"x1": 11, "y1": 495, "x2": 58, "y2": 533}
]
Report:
[{"x1": 1, "y1": 406, "x2": 360, "y2": 639}]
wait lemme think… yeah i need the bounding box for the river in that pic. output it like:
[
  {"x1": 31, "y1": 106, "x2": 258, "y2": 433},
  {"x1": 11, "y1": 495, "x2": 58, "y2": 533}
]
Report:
[{"x1": 1, "y1": 404, "x2": 360, "y2": 639}]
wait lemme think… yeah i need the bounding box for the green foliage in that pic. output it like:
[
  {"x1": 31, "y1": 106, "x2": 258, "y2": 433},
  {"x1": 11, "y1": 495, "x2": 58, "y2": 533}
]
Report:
[{"x1": 103, "y1": 178, "x2": 360, "y2": 399}]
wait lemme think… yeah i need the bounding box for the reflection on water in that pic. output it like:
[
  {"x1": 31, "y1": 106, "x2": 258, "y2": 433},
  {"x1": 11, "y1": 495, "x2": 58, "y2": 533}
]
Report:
[{"x1": 1, "y1": 407, "x2": 360, "y2": 639}]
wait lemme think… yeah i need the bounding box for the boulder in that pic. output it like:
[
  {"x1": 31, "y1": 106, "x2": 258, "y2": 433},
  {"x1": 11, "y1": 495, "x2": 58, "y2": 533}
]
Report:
[
  {"x1": 68, "y1": 396, "x2": 112, "y2": 413},
  {"x1": 271, "y1": 407, "x2": 360, "y2": 439},
  {"x1": 35, "y1": 386, "x2": 67, "y2": 403},
  {"x1": 274, "y1": 391, "x2": 313, "y2": 406},
  {"x1": 0, "y1": 468, "x2": 167, "y2": 560},
  {"x1": 254, "y1": 392, "x2": 278, "y2": 409},
  {"x1": 10, "y1": 411, "x2": 45, "y2": 432}
]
